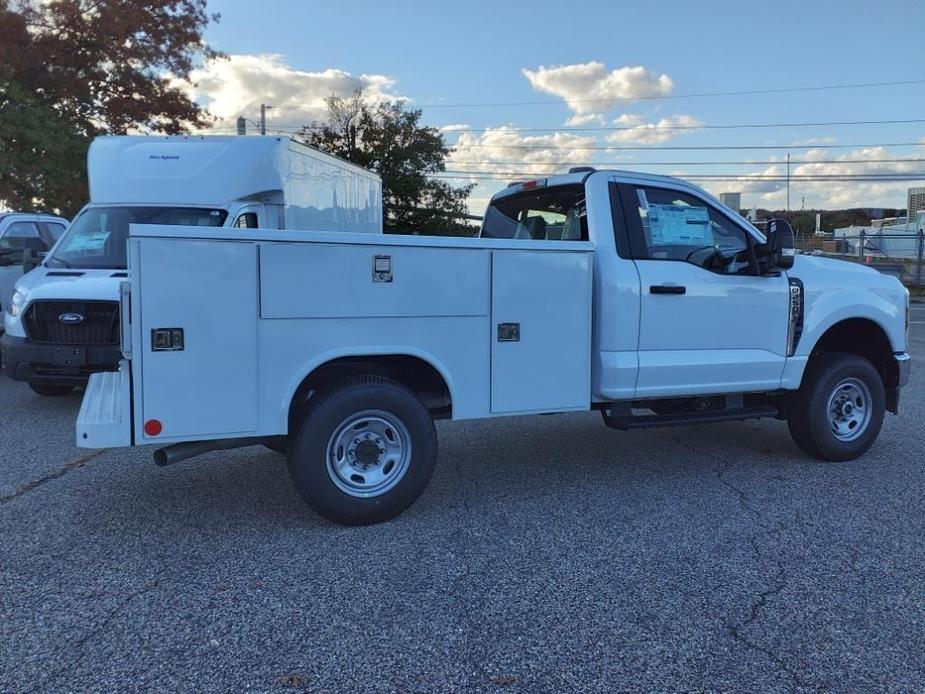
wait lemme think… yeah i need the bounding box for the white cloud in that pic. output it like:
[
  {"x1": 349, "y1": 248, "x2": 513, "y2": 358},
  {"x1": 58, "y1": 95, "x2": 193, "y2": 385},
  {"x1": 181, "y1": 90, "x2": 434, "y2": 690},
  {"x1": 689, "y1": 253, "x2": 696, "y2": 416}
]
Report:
[
  {"x1": 565, "y1": 113, "x2": 606, "y2": 127},
  {"x1": 177, "y1": 54, "x2": 400, "y2": 132},
  {"x1": 438, "y1": 123, "x2": 470, "y2": 132},
  {"x1": 522, "y1": 62, "x2": 673, "y2": 114},
  {"x1": 791, "y1": 136, "x2": 837, "y2": 147},
  {"x1": 445, "y1": 127, "x2": 600, "y2": 213},
  {"x1": 724, "y1": 146, "x2": 925, "y2": 208},
  {"x1": 447, "y1": 127, "x2": 597, "y2": 177},
  {"x1": 606, "y1": 114, "x2": 703, "y2": 144}
]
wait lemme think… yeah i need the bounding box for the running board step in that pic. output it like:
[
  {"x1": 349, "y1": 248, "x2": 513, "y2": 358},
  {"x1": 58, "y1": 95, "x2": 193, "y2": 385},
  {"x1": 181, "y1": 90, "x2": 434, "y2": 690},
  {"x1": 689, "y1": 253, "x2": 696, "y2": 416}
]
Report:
[{"x1": 601, "y1": 405, "x2": 780, "y2": 430}]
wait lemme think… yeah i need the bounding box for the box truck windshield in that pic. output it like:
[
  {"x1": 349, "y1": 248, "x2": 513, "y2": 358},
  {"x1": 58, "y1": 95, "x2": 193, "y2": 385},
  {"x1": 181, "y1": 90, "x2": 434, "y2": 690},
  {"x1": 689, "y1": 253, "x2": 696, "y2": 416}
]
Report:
[{"x1": 47, "y1": 206, "x2": 228, "y2": 270}]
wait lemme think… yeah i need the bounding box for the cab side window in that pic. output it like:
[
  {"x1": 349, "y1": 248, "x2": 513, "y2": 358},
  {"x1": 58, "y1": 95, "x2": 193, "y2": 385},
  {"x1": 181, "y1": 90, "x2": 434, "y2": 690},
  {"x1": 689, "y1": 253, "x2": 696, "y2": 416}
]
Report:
[
  {"x1": 481, "y1": 185, "x2": 588, "y2": 241},
  {"x1": 0, "y1": 221, "x2": 45, "y2": 263},
  {"x1": 628, "y1": 186, "x2": 753, "y2": 274},
  {"x1": 234, "y1": 212, "x2": 259, "y2": 229}
]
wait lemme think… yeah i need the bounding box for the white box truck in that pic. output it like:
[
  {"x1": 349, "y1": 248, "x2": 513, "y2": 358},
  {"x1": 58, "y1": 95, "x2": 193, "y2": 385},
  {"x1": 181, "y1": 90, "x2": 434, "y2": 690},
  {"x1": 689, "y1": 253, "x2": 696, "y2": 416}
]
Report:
[
  {"x1": 1, "y1": 135, "x2": 382, "y2": 396},
  {"x1": 75, "y1": 169, "x2": 910, "y2": 525}
]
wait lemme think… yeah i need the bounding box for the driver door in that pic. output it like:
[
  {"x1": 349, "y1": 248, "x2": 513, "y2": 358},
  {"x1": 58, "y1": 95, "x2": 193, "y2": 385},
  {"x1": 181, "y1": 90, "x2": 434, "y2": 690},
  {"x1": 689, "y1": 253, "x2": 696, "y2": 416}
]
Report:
[{"x1": 619, "y1": 183, "x2": 790, "y2": 397}]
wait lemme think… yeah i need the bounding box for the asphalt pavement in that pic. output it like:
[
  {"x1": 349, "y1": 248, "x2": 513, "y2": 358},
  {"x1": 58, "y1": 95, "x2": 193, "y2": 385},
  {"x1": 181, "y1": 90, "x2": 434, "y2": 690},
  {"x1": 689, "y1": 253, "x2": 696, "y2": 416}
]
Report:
[{"x1": 2, "y1": 308, "x2": 924, "y2": 693}]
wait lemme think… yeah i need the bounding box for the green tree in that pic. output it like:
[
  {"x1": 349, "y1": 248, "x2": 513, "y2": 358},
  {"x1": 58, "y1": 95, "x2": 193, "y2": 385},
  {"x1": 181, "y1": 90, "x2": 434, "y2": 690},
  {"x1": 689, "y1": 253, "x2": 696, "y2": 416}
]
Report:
[
  {"x1": 0, "y1": 0, "x2": 222, "y2": 215},
  {"x1": 305, "y1": 94, "x2": 475, "y2": 235}
]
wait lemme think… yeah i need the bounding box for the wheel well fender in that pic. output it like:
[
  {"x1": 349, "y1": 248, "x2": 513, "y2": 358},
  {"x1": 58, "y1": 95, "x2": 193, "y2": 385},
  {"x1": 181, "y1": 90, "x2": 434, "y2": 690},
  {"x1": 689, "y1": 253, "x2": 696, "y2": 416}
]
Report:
[
  {"x1": 801, "y1": 318, "x2": 899, "y2": 390},
  {"x1": 282, "y1": 347, "x2": 454, "y2": 431}
]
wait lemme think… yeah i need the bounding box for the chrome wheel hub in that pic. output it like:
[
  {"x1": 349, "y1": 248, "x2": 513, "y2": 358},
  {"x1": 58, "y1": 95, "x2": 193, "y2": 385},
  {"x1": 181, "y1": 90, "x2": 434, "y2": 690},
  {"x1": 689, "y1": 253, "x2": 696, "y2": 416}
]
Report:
[
  {"x1": 326, "y1": 410, "x2": 412, "y2": 498},
  {"x1": 826, "y1": 378, "x2": 872, "y2": 442}
]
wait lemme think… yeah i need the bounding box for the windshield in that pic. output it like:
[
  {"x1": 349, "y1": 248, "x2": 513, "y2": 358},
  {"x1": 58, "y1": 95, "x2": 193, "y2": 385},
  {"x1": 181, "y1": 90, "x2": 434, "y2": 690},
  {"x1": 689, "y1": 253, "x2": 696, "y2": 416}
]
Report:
[
  {"x1": 47, "y1": 206, "x2": 228, "y2": 269},
  {"x1": 480, "y1": 185, "x2": 587, "y2": 241}
]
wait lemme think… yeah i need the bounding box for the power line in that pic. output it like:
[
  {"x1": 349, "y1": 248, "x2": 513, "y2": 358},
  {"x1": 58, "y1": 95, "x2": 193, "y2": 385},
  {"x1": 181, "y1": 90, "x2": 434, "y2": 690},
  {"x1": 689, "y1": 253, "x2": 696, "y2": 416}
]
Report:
[
  {"x1": 429, "y1": 172, "x2": 925, "y2": 182},
  {"x1": 416, "y1": 78, "x2": 925, "y2": 109},
  {"x1": 438, "y1": 118, "x2": 925, "y2": 133},
  {"x1": 201, "y1": 116, "x2": 925, "y2": 134},
  {"x1": 449, "y1": 141, "x2": 925, "y2": 151},
  {"x1": 444, "y1": 158, "x2": 925, "y2": 167},
  {"x1": 441, "y1": 169, "x2": 925, "y2": 178}
]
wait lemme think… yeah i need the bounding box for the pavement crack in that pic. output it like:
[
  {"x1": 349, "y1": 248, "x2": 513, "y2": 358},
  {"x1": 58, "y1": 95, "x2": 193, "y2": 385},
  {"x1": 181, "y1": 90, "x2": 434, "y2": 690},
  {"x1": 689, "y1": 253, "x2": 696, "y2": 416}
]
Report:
[
  {"x1": 670, "y1": 434, "x2": 815, "y2": 692},
  {"x1": 22, "y1": 572, "x2": 165, "y2": 694},
  {"x1": 0, "y1": 449, "x2": 103, "y2": 504}
]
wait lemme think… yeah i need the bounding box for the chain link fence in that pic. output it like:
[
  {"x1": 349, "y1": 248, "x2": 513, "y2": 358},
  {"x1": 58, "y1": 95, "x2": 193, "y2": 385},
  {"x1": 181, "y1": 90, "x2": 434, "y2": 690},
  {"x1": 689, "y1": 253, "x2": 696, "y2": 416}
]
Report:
[{"x1": 794, "y1": 231, "x2": 925, "y2": 287}]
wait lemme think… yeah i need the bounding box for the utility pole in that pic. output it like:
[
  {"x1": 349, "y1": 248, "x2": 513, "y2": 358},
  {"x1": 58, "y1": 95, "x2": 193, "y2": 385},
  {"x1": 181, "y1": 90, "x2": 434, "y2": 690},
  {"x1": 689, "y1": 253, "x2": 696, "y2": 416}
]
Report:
[
  {"x1": 786, "y1": 152, "x2": 791, "y2": 212},
  {"x1": 260, "y1": 104, "x2": 273, "y2": 135}
]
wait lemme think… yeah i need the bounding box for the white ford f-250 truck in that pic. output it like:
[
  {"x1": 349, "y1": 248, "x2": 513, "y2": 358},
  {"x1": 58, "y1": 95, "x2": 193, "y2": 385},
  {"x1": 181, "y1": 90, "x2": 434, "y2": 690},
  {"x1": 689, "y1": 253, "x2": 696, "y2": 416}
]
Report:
[{"x1": 76, "y1": 168, "x2": 911, "y2": 525}]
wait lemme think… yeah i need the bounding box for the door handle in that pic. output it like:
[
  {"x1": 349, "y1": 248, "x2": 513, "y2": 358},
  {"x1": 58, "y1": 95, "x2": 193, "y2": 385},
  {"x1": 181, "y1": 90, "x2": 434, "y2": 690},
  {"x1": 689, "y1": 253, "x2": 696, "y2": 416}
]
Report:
[{"x1": 649, "y1": 284, "x2": 686, "y2": 295}]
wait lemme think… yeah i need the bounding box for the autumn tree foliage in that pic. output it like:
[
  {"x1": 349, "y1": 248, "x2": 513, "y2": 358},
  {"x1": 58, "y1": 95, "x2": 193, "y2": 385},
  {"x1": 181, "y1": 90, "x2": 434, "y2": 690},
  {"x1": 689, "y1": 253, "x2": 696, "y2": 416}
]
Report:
[
  {"x1": 0, "y1": 0, "x2": 221, "y2": 214},
  {"x1": 305, "y1": 93, "x2": 475, "y2": 235}
]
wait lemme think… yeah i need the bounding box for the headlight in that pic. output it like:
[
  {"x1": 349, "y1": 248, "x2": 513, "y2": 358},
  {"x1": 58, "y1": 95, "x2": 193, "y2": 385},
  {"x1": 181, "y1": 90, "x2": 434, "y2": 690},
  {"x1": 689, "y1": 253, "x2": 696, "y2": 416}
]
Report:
[{"x1": 8, "y1": 289, "x2": 26, "y2": 318}]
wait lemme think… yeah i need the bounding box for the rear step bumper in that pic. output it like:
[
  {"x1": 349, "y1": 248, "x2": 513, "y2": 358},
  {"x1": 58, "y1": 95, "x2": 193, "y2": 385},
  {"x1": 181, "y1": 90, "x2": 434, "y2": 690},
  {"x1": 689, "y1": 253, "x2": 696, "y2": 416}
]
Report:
[
  {"x1": 601, "y1": 405, "x2": 780, "y2": 430},
  {"x1": 76, "y1": 360, "x2": 132, "y2": 448}
]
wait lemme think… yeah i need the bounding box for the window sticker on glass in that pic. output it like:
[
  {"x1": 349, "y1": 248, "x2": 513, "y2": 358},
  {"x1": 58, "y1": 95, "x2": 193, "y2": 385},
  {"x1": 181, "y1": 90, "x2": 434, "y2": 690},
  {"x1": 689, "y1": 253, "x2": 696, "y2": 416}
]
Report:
[
  {"x1": 647, "y1": 204, "x2": 711, "y2": 246},
  {"x1": 68, "y1": 231, "x2": 110, "y2": 251}
]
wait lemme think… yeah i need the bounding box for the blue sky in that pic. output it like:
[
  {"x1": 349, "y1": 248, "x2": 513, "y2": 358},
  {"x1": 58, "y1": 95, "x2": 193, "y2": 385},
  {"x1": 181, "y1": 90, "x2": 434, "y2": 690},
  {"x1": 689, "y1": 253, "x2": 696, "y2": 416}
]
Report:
[{"x1": 195, "y1": 0, "x2": 925, "y2": 212}]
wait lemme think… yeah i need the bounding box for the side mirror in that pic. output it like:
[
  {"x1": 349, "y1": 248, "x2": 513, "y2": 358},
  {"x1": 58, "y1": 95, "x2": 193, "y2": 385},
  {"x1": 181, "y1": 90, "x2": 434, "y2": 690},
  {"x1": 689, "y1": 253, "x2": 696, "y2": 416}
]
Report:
[{"x1": 759, "y1": 218, "x2": 796, "y2": 272}]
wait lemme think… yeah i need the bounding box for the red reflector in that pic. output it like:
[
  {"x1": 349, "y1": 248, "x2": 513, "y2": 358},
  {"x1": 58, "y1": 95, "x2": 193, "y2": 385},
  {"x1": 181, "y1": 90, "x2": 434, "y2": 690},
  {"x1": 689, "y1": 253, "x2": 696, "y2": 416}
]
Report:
[
  {"x1": 144, "y1": 419, "x2": 163, "y2": 436},
  {"x1": 522, "y1": 180, "x2": 539, "y2": 190}
]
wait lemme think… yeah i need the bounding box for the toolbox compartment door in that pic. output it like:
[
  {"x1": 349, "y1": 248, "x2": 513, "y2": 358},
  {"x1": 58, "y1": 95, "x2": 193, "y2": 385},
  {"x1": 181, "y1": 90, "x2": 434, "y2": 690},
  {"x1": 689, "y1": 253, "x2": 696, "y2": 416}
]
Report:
[
  {"x1": 136, "y1": 238, "x2": 258, "y2": 441},
  {"x1": 490, "y1": 250, "x2": 592, "y2": 414}
]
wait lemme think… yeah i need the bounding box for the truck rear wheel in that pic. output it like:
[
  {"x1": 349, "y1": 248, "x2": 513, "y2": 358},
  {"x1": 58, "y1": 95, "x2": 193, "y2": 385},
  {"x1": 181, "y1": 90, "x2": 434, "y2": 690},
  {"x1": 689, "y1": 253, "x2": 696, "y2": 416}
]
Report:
[
  {"x1": 787, "y1": 353, "x2": 885, "y2": 461},
  {"x1": 28, "y1": 383, "x2": 74, "y2": 397},
  {"x1": 288, "y1": 376, "x2": 437, "y2": 525}
]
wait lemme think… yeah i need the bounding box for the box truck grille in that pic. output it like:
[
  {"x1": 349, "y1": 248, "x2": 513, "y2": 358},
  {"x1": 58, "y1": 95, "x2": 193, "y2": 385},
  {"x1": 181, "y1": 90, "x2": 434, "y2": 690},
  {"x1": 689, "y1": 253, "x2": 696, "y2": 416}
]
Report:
[{"x1": 24, "y1": 301, "x2": 120, "y2": 345}]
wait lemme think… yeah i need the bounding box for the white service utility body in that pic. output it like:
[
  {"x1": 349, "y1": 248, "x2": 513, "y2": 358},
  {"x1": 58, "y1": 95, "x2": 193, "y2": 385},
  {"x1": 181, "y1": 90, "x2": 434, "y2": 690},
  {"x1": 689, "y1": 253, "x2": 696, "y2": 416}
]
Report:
[
  {"x1": 77, "y1": 169, "x2": 911, "y2": 525},
  {"x1": 2, "y1": 135, "x2": 381, "y2": 395}
]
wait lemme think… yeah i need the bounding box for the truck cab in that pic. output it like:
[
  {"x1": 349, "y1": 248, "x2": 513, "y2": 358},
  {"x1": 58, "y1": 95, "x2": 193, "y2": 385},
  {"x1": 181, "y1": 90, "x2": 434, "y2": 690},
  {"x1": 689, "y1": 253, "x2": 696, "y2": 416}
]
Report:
[
  {"x1": 488, "y1": 168, "x2": 906, "y2": 401},
  {"x1": 75, "y1": 169, "x2": 910, "y2": 526},
  {"x1": 1, "y1": 135, "x2": 382, "y2": 396}
]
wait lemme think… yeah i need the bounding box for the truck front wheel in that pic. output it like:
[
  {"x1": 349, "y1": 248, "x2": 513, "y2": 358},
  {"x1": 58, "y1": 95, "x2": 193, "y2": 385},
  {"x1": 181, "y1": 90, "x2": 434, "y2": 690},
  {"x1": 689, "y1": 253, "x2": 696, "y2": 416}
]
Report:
[
  {"x1": 288, "y1": 376, "x2": 437, "y2": 525},
  {"x1": 787, "y1": 353, "x2": 885, "y2": 461}
]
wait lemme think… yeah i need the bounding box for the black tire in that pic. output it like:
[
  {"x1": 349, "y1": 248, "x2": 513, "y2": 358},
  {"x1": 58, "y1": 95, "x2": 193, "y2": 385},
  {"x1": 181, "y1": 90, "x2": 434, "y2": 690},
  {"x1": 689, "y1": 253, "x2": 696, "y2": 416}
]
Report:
[
  {"x1": 288, "y1": 375, "x2": 437, "y2": 525},
  {"x1": 787, "y1": 353, "x2": 885, "y2": 461},
  {"x1": 28, "y1": 383, "x2": 74, "y2": 397}
]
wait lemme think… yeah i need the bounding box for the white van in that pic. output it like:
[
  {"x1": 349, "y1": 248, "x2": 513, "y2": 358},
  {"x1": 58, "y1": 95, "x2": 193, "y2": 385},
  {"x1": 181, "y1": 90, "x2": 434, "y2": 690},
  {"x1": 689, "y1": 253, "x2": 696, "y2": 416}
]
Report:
[
  {"x1": 0, "y1": 212, "x2": 69, "y2": 319},
  {"x1": 1, "y1": 135, "x2": 382, "y2": 396}
]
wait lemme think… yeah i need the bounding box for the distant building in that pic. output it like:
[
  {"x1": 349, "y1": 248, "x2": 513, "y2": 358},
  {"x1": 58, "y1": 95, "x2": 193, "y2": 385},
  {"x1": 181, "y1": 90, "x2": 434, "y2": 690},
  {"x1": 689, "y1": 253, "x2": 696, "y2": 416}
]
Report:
[
  {"x1": 719, "y1": 192, "x2": 741, "y2": 211},
  {"x1": 834, "y1": 211, "x2": 924, "y2": 259},
  {"x1": 872, "y1": 216, "x2": 907, "y2": 228},
  {"x1": 908, "y1": 187, "x2": 925, "y2": 223}
]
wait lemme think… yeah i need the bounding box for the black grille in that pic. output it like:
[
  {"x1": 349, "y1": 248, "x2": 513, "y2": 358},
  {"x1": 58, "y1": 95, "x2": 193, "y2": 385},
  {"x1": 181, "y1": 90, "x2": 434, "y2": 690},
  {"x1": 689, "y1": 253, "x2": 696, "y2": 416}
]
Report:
[{"x1": 24, "y1": 301, "x2": 119, "y2": 345}]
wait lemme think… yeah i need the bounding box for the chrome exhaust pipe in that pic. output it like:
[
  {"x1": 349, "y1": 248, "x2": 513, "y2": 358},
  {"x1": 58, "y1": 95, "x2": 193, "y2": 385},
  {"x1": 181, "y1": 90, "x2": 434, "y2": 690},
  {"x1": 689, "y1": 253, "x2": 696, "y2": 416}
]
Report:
[{"x1": 153, "y1": 437, "x2": 269, "y2": 467}]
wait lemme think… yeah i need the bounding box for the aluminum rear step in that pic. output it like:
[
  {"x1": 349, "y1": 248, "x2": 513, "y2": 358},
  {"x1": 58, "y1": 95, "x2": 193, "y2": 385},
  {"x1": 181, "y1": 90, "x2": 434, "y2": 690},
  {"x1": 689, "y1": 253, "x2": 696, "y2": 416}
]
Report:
[{"x1": 76, "y1": 360, "x2": 132, "y2": 448}]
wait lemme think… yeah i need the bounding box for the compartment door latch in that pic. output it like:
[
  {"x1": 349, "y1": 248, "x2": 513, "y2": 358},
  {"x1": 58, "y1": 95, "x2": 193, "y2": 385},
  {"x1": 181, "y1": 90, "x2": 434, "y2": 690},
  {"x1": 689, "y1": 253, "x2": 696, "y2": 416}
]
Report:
[
  {"x1": 151, "y1": 328, "x2": 184, "y2": 352},
  {"x1": 497, "y1": 322, "x2": 521, "y2": 342},
  {"x1": 373, "y1": 255, "x2": 393, "y2": 283}
]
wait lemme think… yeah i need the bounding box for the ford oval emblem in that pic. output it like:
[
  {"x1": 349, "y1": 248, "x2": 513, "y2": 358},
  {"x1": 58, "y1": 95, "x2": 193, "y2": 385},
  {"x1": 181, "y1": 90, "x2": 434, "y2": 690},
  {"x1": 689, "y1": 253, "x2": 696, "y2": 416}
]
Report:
[{"x1": 58, "y1": 312, "x2": 85, "y2": 325}]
